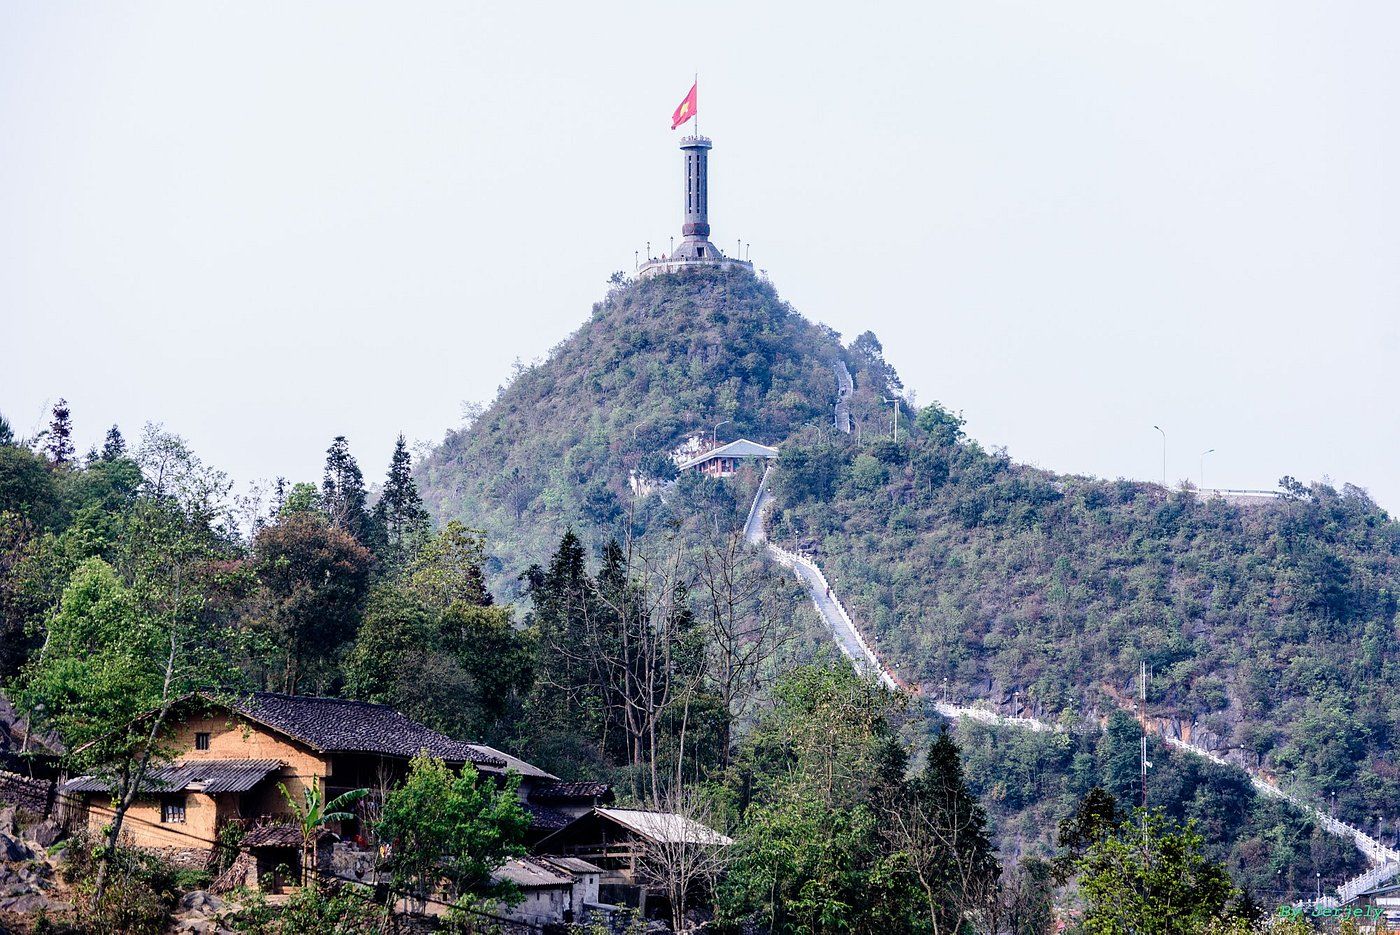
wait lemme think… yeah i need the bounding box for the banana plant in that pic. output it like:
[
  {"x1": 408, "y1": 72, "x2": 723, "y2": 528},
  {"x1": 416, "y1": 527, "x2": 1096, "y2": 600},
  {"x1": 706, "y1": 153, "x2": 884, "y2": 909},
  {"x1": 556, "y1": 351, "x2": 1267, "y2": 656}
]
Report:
[{"x1": 278, "y1": 780, "x2": 369, "y2": 887}]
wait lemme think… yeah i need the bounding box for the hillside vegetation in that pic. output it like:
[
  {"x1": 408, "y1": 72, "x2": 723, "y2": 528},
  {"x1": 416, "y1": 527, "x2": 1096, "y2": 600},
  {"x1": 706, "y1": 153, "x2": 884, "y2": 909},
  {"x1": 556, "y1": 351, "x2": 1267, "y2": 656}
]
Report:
[{"x1": 769, "y1": 402, "x2": 1400, "y2": 832}]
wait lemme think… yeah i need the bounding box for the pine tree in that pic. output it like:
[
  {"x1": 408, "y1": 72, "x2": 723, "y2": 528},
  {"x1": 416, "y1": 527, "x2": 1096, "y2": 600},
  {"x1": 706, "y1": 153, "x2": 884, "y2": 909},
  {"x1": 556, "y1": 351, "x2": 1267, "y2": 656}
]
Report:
[
  {"x1": 99, "y1": 425, "x2": 127, "y2": 461},
  {"x1": 322, "y1": 436, "x2": 371, "y2": 544},
  {"x1": 0, "y1": 413, "x2": 13, "y2": 446},
  {"x1": 44, "y1": 398, "x2": 75, "y2": 466},
  {"x1": 891, "y1": 727, "x2": 1002, "y2": 932},
  {"x1": 373, "y1": 434, "x2": 430, "y2": 570}
]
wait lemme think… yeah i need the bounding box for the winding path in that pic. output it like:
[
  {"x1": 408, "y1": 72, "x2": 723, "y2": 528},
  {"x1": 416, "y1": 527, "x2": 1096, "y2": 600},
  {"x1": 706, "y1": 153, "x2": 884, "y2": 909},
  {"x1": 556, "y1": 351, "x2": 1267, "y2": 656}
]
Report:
[{"x1": 743, "y1": 466, "x2": 1399, "y2": 904}]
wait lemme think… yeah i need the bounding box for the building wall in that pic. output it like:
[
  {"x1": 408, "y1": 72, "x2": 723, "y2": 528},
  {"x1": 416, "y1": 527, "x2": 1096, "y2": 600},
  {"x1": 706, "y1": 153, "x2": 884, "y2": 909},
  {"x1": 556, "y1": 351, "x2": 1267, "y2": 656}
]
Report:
[
  {"x1": 82, "y1": 790, "x2": 224, "y2": 852},
  {"x1": 169, "y1": 712, "x2": 329, "y2": 816},
  {"x1": 503, "y1": 887, "x2": 570, "y2": 926}
]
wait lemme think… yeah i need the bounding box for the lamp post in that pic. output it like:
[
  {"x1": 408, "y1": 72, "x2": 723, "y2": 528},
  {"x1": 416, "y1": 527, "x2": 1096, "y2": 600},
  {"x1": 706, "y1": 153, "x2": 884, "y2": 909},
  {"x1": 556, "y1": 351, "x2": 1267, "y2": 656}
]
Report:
[
  {"x1": 1153, "y1": 425, "x2": 1167, "y2": 487},
  {"x1": 883, "y1": 397, "x2": 900, "y2": 442},
  {"x1": 1200, "y1": 448, "x2": 1214, "y2": 489},
  {"x1": 712, "y1": 420, "x2": 732, "y2": 449}
]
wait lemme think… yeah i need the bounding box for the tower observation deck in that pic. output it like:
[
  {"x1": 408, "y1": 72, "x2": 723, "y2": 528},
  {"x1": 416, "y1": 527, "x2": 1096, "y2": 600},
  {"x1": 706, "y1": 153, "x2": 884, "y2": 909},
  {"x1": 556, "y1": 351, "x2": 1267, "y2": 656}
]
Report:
[{"x1": 638, "y1": 135, "x2": 754, "y2": 279}]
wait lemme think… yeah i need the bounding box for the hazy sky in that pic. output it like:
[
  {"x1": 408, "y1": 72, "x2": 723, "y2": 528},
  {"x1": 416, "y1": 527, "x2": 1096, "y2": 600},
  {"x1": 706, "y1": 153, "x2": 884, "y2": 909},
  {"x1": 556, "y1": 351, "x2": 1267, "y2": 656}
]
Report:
[{"x1": 4, "y1": 2, "x2": 1398, "y2": 510}]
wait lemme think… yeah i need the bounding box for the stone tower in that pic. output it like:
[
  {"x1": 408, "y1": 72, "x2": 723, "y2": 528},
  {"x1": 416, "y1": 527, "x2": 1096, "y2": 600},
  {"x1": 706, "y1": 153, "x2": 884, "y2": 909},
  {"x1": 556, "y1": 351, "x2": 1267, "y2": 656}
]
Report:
[{"x1": 638, "y1": 135, "x2": 753, "y2": 279}]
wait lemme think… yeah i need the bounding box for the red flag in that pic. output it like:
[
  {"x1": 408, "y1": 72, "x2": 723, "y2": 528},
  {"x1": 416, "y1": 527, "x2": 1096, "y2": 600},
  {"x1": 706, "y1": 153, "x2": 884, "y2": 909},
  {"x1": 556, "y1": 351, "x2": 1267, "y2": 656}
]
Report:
[{"x1": 671, "y1": 83, "x2": 697, "y2": 130}]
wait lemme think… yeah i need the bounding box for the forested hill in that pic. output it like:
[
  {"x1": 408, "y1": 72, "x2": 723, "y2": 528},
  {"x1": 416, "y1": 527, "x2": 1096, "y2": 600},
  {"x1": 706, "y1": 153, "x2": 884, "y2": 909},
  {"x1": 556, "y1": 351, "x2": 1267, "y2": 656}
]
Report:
[
  {"x1": 768, "y1": 413, "x2": 1400, "y2": 831},
  {"x1": 420, "y1": 265, "x2": 1399, "y2": 834},
  {"x1": 416, "y1": 267, "x2": 892, "y2": 594}
]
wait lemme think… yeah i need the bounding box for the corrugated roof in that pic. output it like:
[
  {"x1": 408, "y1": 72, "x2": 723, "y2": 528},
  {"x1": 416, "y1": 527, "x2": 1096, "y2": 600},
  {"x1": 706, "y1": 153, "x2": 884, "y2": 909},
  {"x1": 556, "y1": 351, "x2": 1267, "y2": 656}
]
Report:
[
  {"x1": 678, "y1": 439, "x2": 778, "y2": 470},
  {"x1": 467, "y1": 743, "x2": 557, "y2": 779},
  {"x1": 63, "y1": 759, "x2": 282, "y2": 795},
  {"x1": 226, "y1": 693, "x2": 506, "y2": 766},
  {"x1": 595, "y1": 808, "x2": 733, "y2": 846},
  {"x1": 537, "y1": 856, "x2": 603, "y2": 875},
  {"x1": 492, "y1": 857, "x2": 573, "y2": 889}
]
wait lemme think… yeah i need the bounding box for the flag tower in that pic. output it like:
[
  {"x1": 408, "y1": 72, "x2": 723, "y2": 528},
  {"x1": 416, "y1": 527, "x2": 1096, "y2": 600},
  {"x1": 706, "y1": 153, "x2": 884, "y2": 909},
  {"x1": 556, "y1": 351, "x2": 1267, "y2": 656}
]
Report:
[{"x1": 638, "y1": 81, "x2": 755, "y2": 279}]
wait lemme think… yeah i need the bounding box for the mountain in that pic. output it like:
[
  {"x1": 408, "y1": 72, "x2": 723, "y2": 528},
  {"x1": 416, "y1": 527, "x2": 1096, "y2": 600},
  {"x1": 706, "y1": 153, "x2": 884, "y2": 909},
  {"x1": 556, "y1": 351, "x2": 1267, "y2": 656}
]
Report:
[{"x1": 419, "y1": 265, "x2": 1398, "y2": 854}]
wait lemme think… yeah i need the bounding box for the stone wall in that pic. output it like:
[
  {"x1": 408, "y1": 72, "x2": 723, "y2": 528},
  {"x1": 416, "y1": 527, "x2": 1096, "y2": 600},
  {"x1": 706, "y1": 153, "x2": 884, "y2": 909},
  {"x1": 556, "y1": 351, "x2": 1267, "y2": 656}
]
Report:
[{"x1": 0, "y1": 771, "x2": 51, "y2": 815}]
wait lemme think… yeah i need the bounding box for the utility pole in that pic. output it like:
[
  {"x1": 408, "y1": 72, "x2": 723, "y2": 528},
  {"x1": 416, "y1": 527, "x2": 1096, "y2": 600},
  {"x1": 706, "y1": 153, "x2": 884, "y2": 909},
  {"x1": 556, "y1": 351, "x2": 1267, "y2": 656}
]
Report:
[
  {"x1": 884, "y1": 397, "x2": 900, "y2": 442},
  {"x1": 1140, "y1": 660, "x2": 1150, "y2": 853}
]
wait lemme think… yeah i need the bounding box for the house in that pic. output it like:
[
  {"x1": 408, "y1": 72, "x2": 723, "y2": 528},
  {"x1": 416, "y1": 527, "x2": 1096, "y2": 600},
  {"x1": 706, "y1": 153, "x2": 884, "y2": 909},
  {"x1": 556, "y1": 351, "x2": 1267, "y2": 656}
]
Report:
[
  {"x1": 492, "y1": 857, "x2": 575, "y2": 927},
  {"x1": 534, "y1": 806, "x2": 732, "y2": 915},
  {"x1": 491, "y1": 855, "x2": 606, "y2": 927},
  {"x1": 58, "y1": 692, "x2": 608, "y2": 884},
  {"x1": 677, "y1": 439, "x2": 778, "y2": 478}
]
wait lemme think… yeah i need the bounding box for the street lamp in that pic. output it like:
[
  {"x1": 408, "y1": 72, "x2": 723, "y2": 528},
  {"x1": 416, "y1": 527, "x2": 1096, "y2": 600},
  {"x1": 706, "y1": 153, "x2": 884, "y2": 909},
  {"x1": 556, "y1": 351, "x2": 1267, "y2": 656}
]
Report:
[
  {"x1": 712, "y1": 419, "x2": 732, "y2": 449},
  {"x1": 1200, "y1": 449, "x2": 1215, "y2": 489},
  {"x1": 1152, "y1": 425, "x2": 1167, "y2": 487}
]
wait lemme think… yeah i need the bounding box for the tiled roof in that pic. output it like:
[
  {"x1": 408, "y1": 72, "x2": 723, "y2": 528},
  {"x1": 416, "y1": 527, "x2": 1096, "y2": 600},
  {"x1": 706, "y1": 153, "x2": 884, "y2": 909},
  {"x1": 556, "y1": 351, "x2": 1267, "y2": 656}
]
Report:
[
  {"x1": 63, "y1": 759, "x2": 282, "y2": 795},
  {"x1": 242, "y1": 823, "x2": 336, "y2": 847},
  {"x1": 528, "y1": 781, "x2": 613, "y2": 804},
  {"x1": 223, "y1": 693, "x2": 506, "y2": 766},
  {"x1": 524, "y1": 802, "x2": 579, "y2": 831}
]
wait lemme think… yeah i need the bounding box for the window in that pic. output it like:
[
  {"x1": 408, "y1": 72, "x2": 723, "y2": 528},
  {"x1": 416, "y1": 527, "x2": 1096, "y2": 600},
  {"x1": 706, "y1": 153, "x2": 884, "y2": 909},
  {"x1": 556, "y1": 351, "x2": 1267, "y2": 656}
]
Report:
[
  {"x1": 161, "y1": 796, "x2": 186, "y2": 824},
  {"x1": 195, "y1": 732, "x2": 210, "y2": 751}
]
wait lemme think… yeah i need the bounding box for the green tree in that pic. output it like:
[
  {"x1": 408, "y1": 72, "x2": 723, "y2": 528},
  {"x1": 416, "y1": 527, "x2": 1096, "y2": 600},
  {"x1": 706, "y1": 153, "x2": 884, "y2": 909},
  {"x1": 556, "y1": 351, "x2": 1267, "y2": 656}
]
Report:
[
  {"x1": 372, "y1": 434, "x2": 430, "y2": 573},
  {"x1": 279, "y1": 481, "x2": 322, "y2": 516},
  {"x1": 405, "y1": 520, "x2": 493, "y2": 611},
  {"x1": 252, "y1": 512, "x2": 373, "y2": 694},
  {"x1": 321, "y1": 435, "x2": 372, "y2": 545},
  {"x1": 1053, "y1": 786, "x2": 1123, "y2": 883},
  {"x1": 44, "y1": 397, "x2": 75, "y2": 466},
  {"x1": 14, "y1": 496, "x2": 229, "y2": 909},
  {"x1": 376, "y1": 753, "x2": 530, "y2": 913},
  {"x1": 100, "y1": 425, "x2": 127, "y2": 461},
  {"x1": 1076, "y1": 809, "x2": 1238, "y2": 935},
  {"x1": 887, "y1": 728, "x2": 1002, "y2": 934}
]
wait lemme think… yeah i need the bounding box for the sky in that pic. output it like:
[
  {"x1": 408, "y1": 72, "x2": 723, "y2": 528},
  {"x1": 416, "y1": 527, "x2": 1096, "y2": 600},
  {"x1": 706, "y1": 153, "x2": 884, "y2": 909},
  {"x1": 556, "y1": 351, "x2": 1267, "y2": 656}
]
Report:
[{"x1": 3, "y1": 2, "x2": 1398, "y2": 510}]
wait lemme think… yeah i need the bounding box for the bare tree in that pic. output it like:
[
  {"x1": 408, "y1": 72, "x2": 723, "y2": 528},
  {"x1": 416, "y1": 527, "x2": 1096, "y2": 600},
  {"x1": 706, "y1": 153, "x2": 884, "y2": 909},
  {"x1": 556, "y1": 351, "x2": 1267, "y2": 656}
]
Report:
[
  {"x1": 637, "y1": 786, "x2": 733, "y2": 933},
  {"x1": 696, "y1": 531, "x2": 792, "y2": 768}
]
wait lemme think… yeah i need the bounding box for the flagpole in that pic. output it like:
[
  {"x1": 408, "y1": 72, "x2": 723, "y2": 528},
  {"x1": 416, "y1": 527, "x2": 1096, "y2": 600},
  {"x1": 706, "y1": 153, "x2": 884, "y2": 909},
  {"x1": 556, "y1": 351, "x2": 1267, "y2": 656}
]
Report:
[{"x1": 694, "y1": 71, "x2": 699, "y2": 139}]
